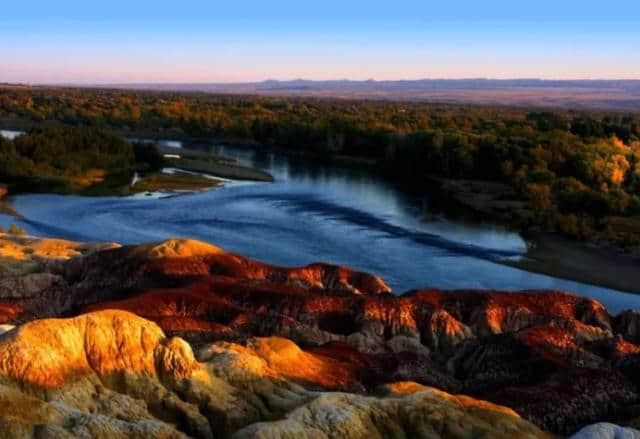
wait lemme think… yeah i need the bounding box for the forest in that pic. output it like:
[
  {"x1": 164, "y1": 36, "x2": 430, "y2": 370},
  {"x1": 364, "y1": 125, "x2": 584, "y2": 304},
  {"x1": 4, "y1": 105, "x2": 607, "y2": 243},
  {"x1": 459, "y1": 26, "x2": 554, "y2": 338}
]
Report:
[
  {"x1": 0, "y1": 123, "x2": 161, "y2": 194},
  {"x1": 1, "y1": 86, "x2": 640, "y2": 245}
]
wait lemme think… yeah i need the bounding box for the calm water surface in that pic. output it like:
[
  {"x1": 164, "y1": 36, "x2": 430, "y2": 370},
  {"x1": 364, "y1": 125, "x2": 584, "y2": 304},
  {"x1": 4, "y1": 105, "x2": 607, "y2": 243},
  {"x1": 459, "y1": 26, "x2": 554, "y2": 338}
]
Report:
[{"x1": 2, "y1": 139, "x2": 639, "y2": 313}]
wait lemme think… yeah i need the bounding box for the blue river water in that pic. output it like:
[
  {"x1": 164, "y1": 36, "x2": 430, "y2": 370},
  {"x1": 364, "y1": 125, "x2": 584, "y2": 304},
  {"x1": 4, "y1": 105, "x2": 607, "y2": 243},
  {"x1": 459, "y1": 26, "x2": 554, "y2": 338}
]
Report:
[{"x1": 1, "y1": 139, "x2": 639, "y2": 313}]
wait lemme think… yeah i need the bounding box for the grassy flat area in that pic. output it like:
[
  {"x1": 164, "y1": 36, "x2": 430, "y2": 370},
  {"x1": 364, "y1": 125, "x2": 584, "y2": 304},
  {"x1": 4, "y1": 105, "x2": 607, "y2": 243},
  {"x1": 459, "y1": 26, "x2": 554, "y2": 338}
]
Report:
[
  {"x1": 164, "y1": 157, "x2": 274, "y2": 182},
  {"x1": 131, "y1": 172, "x2": 221, "y2": 193}
]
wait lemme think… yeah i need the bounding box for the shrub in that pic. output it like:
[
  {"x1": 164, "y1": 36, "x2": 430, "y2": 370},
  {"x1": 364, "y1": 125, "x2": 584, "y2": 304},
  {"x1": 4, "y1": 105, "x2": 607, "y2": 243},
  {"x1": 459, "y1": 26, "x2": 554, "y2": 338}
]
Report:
[{"x1": 8, "y1": 223, "x2": 27, "y2": 236}]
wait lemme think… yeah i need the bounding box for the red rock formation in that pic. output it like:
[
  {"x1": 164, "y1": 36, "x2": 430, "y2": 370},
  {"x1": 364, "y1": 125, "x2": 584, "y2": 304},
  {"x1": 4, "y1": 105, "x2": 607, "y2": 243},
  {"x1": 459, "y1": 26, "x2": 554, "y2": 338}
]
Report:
[
  {"x1": 0, "y1": 309, "x2": 553, "y2": 439},
  {"x1": 2, "y1": 237, "x2": 640, "y2": 435},
  {"x1": 0, "y1": 301, "x2": 22, "y2": 324}
]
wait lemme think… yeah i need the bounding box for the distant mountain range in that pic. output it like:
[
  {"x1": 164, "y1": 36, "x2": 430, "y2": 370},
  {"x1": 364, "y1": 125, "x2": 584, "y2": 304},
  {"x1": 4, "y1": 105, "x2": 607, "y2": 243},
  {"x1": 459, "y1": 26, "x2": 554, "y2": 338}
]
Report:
[{"x1": 59, "y1": 79, "x2": 640, "y2": 111}]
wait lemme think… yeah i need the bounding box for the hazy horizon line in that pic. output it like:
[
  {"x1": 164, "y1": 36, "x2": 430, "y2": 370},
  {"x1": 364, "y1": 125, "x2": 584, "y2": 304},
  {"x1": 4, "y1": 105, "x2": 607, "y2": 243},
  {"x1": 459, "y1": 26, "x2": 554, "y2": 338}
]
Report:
[{"x1": 4, "y1": 77, "x2": 640, "y2": 87}]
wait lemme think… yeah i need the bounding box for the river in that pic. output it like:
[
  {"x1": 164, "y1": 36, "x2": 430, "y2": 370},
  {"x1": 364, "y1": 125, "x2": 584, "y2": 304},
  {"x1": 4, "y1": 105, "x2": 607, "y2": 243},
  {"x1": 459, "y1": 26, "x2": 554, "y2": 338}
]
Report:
[{"x1": 1, "y1": 135, "x2": 639, "y2": 313}]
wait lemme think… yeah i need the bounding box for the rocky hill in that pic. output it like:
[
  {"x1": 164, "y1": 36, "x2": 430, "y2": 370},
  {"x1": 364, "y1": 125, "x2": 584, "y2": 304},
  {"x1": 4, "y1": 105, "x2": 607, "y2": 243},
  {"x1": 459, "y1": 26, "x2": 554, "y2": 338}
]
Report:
[
  {"x1": 0, "y1": 233, "x2": 639, "y2": 437},
  {"x1": 0, "y1": 309, "x2": 551, "y2": 438}
]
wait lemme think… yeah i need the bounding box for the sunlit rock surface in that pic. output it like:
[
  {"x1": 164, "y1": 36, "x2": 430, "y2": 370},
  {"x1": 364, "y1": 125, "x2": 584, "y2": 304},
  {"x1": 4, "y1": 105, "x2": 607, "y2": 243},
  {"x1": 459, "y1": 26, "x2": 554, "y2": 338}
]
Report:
[
  {"x1": 0, "y1": 235, "x2": 639, "y2": 435},
  {"x1": 232, "y1": 388, "x2": 549, "y2": 439},
  {"x1": 0, "y1": 310, "x2": 550, "y2": 439},
  {"x1": 0, "y1": 233, "x2": 119, "y2": 275}
]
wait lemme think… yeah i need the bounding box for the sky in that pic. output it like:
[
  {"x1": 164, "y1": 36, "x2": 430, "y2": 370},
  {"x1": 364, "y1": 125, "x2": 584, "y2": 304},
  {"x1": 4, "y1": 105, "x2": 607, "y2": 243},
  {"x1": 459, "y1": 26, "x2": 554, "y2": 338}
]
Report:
[{"x1": 1, "y1": 0, "x2": 639, "y2": 84}]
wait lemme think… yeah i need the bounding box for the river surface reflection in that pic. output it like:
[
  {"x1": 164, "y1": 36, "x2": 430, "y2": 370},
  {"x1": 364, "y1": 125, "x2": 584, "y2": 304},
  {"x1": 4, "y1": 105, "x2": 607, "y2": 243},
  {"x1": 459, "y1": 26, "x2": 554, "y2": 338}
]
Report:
[{"x1": 2, "y1": 141, "x2": 639, "y2": 313}]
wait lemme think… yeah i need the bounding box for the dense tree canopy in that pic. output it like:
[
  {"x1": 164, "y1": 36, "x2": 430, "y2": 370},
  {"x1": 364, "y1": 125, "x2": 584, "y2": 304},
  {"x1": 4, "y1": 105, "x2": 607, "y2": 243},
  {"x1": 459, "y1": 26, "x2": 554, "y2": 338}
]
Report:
[
  {"x1": 0, "y1": 123, "x2": 164, "y2": 194},
  {"x1": 2, "y1": 86, "x2": 640, "y2": 242},
  {"x1": 0, "y1": 125, "x2": 134, "y2": 178}
]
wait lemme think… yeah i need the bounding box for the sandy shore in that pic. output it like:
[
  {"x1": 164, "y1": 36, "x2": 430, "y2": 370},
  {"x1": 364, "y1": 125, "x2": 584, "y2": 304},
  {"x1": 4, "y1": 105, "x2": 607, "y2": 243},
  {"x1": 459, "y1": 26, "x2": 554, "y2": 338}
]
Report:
[{"x1": 503, "y1": 231, "x2": 640, "y2": 295}]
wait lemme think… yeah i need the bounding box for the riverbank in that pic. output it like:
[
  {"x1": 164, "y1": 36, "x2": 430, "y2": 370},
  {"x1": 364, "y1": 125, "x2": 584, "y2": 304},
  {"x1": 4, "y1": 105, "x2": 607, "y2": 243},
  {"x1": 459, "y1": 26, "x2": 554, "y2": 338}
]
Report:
[
  {"x1": 503, "y1": 231, "x2": 640, "y2": 296},
  {"x1": 427, "y1": 177, "x2": 640, "y2": 296},
  {"x1": 0, "y1": 202, "x2": 19, "y2": 217},
  {"x1": 2, "y1": 123, "x2": 638, "y2": 298},
  {"x1": 163, "y1": 156, "x2": 274, "y2": 182},
  {"x1": 130, "y1": 171, "x2": 222, "y2": 193},
  {"x1": 0, "y1": 125, "x2": 274, "y2": 195},
  {"x1": 0, "y1": 185, "x2": 19, "y2": 217}
]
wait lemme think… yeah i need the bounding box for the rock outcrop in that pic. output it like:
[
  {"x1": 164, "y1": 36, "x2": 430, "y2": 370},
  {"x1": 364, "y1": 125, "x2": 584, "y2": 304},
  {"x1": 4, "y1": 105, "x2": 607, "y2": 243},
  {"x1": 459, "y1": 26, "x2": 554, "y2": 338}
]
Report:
[
  {"x1": 0, "y1": 310, "x2": 551, "y2": 439},
  {"x1": 0, "y1": 310, "x2": 214, "y2": 438},
  {"x1": 568, "y1": 423, "x2": 640, "y2": 439},
  {"x1": 0, "y1": 235, "x2": 639, "y2": 435},
  {"x1": 615, "y1": 309, "x2": 640, "y2": 344},
  {"x1": 232, "y1": 387, "x2": 549, "y2": 439},
  {"x1": 0, "y1": 234, "x2": 118, "y2": 274}
]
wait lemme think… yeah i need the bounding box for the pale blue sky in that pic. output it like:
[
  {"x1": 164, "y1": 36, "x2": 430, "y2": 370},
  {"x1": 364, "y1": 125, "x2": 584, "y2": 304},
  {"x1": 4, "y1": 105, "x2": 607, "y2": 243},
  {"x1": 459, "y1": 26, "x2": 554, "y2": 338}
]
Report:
[{"x1": 1, "y1": 0, "x2": 639, "y2": 83}]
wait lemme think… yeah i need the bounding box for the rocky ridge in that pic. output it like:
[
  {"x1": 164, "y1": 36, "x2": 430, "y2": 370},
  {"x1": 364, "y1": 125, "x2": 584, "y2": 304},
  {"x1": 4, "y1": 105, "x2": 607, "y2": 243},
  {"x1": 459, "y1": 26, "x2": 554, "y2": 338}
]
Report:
[
  {"x1": 0, "y1": 234, "x2": 639, "y2": 436},
  {"x1": 0, "y1": 309, "x2": 551, "y2": 438}
]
